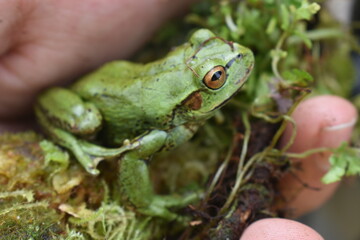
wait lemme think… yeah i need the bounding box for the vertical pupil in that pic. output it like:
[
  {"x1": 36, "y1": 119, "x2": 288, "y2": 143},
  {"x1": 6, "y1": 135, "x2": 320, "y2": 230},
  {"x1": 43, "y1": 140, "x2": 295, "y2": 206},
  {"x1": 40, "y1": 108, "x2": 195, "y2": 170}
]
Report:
[{"x1": 211, "y1": 71, "x2": 222, "y2": 81}]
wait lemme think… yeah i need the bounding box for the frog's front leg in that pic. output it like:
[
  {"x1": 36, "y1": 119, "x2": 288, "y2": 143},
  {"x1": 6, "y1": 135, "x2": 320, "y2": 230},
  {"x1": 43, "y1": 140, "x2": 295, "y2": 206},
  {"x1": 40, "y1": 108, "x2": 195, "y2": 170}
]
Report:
[
  {"x1": 119, "y1": 125, "x2": 200, "y2": 220},
  {"x1": 35, "y1": 87, "x2": 138, "y2": 175}
]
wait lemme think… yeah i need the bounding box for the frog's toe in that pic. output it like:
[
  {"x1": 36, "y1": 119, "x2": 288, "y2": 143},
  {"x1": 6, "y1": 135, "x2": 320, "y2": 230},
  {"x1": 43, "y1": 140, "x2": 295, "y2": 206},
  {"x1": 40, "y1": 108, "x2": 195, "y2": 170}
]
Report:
[
  {"x1": 84, "y1": 164, "x2": 101, "y2": 175},
  {"x1": 76, "y1": 154, "x2": 102, "y2": 175}
]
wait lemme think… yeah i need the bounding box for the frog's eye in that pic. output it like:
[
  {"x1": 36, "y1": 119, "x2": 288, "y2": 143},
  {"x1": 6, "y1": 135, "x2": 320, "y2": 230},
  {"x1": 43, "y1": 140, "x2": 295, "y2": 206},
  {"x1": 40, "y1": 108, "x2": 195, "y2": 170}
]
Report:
[{"x1": 203, "y1": 66, "x2": 226, "y2": 90}]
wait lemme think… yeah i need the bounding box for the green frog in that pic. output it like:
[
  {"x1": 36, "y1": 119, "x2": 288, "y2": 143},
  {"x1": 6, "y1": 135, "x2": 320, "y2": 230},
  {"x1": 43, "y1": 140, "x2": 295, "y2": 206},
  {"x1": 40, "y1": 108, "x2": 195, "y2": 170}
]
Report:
[{"x1": 35, "y1": 29, "x2": 254, "y2": 220}]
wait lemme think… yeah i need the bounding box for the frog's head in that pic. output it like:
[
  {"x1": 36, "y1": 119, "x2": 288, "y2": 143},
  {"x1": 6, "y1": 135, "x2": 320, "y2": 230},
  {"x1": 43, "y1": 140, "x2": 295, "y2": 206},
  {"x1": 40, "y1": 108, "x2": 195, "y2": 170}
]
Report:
[{"x1": 181, "y1": 29, "x2": 254, "y2": 120}]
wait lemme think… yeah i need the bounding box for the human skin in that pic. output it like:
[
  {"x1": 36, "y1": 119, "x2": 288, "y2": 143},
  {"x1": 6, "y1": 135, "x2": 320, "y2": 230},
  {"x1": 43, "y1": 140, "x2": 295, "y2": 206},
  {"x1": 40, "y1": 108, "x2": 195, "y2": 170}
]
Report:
[
  {"x1": 0, "y1": 1, "x2": 357, "y2": 239},
  {"x1": 0, "y1": 0, "x2": 197, "y2": 119},
  {"x1": 278, "y1": 95, "x2": 357, "y2": 218},
  {"x1": 241, "y1": 95, "x2": 357, "y2": 240}
]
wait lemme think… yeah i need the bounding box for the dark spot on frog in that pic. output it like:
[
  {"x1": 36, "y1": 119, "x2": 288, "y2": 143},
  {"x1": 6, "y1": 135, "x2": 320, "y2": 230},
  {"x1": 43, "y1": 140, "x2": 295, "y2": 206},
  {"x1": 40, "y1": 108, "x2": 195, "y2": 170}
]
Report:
[
  {"x1": 100, "y1": 94, "x2": 109, "y2": 98},
  {"x1": 156, "y1": 78, "x2": 159, "y2": 82},
  {"x1": 235, "y1": 77, "x2": 243, "y2": 85},
  {"x1": 142, "y1": 87, "x2": 157, "y2": 91},
  {"x1": 225, "y1": 53, "x2": 243, "y2": 69},
  {"x1": 225, "y1": 58, "x2": 235, "y2": 69},
  {"x1": 182, "y1": 91, "x2": 202, "y2": 110}
]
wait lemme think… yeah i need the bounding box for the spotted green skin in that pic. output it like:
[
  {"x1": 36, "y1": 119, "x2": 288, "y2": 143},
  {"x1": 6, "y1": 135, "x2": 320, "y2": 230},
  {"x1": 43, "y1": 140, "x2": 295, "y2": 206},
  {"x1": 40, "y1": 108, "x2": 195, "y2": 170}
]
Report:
[{"x1": 35, "y1": 29, "x2": 254, "y2": 220}]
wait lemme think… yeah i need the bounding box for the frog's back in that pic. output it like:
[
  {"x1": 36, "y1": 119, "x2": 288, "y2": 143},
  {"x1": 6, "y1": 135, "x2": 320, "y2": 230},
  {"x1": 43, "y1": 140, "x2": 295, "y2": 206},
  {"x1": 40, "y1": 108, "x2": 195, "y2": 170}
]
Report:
[{"x1": 71, "y1": 56, "x2": 196, "y2": 145}]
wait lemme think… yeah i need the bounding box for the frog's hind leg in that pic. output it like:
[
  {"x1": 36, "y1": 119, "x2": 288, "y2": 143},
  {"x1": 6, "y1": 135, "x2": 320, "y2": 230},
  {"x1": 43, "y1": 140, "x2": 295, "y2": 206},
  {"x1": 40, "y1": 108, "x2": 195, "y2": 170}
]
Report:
[
  {"x1": 35, "y1": 87, "x2": 138, "y2": 174},
  {"x1": 38, "y1": 112, "x2": 138, "y2": 174},
  {"x1": 40, "y1": 121, "x2": 101, "y2": 174}
]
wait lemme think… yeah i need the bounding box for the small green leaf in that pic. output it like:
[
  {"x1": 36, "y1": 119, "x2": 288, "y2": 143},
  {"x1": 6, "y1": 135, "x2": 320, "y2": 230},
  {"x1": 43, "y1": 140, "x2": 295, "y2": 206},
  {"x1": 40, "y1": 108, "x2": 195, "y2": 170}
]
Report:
[
  {"x1": 280, "y1": 5, "x2": 290, "y2": 30},
  {"x1": 295, "y1": 2, "x2": 321, "y2": 21},
  {"x1": 252, "y1": 73, "x2": 272, "y2": 105},
  {"x1": 294, "y1": 29, "x2": 312, "y2": 48},
  {"x1": 220, "y1": 1, "x2": 232, "y2": 16},
  {"x1": 270, "y1": 49, "x2": 288, "y2": 59},
  {"x1": 322, "y1": 143, "x2": 360, "y2": 184},
  {"x1": 40, "y1": 140, "x2": 69, "y2": 169},
  {"x1": 283, "y1": 69, "x2": 313, "y2": 85},
  {"x1": 266, "y1": 17, "x2": 277, "y2": 34}
]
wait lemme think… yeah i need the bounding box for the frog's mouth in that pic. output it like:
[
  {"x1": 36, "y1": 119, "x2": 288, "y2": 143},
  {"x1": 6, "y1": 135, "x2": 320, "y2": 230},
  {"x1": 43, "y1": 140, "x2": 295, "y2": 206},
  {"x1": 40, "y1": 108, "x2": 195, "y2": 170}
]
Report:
[{"x1": 209, "y1": 87, "x2": 241, "y2": 112}]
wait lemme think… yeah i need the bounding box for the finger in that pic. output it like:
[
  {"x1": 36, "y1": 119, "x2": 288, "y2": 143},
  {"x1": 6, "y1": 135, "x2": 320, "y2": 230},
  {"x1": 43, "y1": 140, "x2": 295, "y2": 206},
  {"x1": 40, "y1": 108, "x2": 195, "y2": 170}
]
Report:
[
  {"x1": 0, "y1": 0, "x2": 198, "y2": 119},
  {"x1": 278, "y1": 95, "x2": 357, "y2": 217},
  {"x1": 240, "y1": 218, "x2": 324, "y2": 240}
]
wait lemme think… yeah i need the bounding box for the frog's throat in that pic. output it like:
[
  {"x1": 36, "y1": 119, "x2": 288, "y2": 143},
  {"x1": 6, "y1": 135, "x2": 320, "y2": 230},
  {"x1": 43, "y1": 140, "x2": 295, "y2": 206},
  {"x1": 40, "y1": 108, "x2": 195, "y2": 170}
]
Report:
[{"x1": 208, "y1": 87, "x2": 241, "y2": 113}]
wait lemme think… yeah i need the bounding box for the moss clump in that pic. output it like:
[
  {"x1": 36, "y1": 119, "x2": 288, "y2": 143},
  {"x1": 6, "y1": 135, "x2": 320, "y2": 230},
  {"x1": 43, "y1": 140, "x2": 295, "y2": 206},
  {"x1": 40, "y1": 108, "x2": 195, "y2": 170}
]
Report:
[{"x1": 0, "y1": 132, "x2": 163, "y2": 240}]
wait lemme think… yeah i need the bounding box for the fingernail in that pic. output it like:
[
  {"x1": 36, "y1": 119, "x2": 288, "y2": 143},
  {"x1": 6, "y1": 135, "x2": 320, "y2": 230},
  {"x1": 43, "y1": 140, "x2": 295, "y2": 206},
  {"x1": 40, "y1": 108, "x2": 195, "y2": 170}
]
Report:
[{"x1": 323, "y1": 117, "x2": 357, "y2": 131}]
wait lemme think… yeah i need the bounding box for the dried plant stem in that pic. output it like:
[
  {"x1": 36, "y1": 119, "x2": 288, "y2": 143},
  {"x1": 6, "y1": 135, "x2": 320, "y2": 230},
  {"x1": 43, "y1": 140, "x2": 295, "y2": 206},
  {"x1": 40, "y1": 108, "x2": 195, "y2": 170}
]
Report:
[
  {"x1": 220, "y1": 112, "x2": 251, "y2": 213},
  {"x1": 205, "y1": 129, "x2": 236, "y2": 201}
]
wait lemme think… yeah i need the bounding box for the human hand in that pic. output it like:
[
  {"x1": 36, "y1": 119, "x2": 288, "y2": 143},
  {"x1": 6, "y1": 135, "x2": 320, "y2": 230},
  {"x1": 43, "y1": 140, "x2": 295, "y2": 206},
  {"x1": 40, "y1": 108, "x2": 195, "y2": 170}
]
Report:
[
  {"x1": 0, "y1": 0, "x2": 197, "y2": 125},
  {"x1": 240, "y1": 95, "x2": 357, "y2": 240}
]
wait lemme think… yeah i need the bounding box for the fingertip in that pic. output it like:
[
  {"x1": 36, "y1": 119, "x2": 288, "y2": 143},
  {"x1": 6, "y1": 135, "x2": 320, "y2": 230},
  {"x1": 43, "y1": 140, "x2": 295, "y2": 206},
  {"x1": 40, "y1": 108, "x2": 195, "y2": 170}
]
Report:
[
  {"x1": 240, "y1": 218, "x2": 323, "y2": 240},
  {"x1": 278, "y1": 95, "x2": 357, "y2": 217},
  {"x1": 311, "y1": 95, "x2": 357, "y2": 152},
  {"x1": 281, "y1": 95, "x2": 357, "y2": 153}
]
